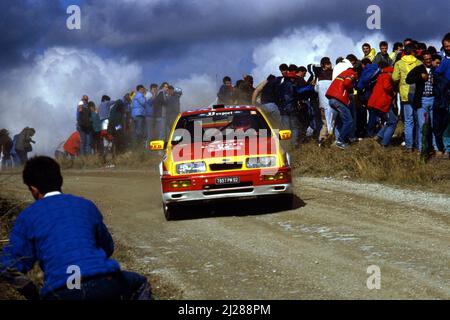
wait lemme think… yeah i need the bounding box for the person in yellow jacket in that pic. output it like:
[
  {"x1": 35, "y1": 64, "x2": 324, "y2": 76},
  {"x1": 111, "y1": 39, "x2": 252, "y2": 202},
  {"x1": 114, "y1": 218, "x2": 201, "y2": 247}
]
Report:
[
  {"x1": 362, "y1": 43, "x2": 376, "y2": 62},
  {"x1": 392, "y1": 44, "x2": 422, "y2": 152}
]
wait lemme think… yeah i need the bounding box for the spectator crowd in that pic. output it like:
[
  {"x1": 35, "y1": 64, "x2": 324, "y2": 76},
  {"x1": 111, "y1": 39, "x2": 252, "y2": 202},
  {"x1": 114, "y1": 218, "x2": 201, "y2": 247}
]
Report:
[
  {"x1": 1, "y1": 33, "x2": 450, "y2": 168},
  {"x1": 217, "y1": 33, "x2": 450, "y2": 157}
]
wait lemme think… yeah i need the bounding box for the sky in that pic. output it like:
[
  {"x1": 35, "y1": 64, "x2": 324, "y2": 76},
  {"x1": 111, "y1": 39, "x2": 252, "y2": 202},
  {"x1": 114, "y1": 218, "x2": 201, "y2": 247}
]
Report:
[{"x1": 0, "y1": 0, "x2": 448, "y2": 154}]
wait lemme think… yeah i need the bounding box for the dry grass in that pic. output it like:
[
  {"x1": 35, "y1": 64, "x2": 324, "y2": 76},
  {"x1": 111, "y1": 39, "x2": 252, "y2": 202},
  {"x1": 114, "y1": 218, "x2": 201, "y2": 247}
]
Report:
[
  {"x1": 0, "y1": 198, "x2": 38, "y2": 300},
  {"x1": 58, "y1": 149, "x2": 160, "y2": 170},
  {"x1": 291, "y1": 139, "x2": 450, "y2": 193}
]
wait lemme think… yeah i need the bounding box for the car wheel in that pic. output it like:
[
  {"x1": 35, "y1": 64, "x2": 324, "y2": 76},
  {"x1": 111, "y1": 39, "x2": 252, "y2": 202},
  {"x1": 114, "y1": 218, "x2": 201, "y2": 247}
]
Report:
[
  {"x1": 163, "y1": 203, "x2": 177, "y2": 221},
  {"x1": 278, "y1": 193, "x2": 294, "y2": 211}
]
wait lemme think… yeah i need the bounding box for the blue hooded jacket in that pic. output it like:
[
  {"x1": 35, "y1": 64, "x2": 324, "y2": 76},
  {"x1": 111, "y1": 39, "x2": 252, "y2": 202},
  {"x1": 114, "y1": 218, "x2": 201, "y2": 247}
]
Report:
[
  {"x1": 0, "y1": 194, "x2": 120, "y2": 297},
  {"x1": 357, "y1": 63, "x2": 380, "y2": 103}
]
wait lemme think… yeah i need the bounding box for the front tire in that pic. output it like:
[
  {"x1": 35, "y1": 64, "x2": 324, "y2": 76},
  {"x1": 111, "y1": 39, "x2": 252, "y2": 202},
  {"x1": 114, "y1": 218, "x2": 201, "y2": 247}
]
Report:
[
  {"x1": 163, "y1": 203, "x2": 177, "y2": 221},
  {"x1": 278, "y1": 193, "x2": 294, "y2": 211}
]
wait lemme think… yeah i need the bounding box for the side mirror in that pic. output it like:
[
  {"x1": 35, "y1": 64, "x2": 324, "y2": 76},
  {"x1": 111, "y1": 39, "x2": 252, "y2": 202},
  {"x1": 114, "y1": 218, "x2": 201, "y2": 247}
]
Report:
[
  {"x1": 149, "y1": 140, "x2": 165, "y2": 151},
  {"x1": 279, "y1": 130, "x2": 292, "y2": 141}
]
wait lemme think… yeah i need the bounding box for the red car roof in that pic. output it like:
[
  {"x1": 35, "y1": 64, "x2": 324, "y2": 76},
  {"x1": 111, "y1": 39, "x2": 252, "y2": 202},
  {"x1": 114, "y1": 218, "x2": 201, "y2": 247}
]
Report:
[{"x1": 180, "y1": 105, "x2": 258, "y2": 117}]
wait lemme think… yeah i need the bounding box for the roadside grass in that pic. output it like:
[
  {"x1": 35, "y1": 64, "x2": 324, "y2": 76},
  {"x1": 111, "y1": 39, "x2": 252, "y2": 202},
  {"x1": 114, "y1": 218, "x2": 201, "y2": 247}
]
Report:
[
  {"x1": 0, "y1": 197, "x2": 39, "y2": 300},
  {"x1": 290, "y1": 139, "x2": 450, "y2": 194},
  {"x1": 58, "y1": 148, "x2": 160, "y2": 170}
]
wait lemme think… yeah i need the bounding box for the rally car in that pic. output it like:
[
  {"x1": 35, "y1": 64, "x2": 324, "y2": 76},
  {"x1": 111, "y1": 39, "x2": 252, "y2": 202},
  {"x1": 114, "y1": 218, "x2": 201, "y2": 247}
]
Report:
[{"x1": 149, "y1": 105, "x2": 293, "y2": 220}]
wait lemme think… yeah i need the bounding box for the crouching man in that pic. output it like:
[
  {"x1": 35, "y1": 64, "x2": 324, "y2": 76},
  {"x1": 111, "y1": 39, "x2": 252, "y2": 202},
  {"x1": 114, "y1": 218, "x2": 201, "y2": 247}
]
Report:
[{"x1": 0, "y1": 156, "x2": 152, "y2": 300}]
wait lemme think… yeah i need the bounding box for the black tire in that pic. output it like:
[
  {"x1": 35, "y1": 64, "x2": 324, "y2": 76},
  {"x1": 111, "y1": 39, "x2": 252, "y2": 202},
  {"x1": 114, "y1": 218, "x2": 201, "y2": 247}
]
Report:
[
  {"x1": 278, "y1": 193, "x2": 294, "y2": 211},
  {"x1": 163, "y1": 203, "x2": 177, "y2": 221}
]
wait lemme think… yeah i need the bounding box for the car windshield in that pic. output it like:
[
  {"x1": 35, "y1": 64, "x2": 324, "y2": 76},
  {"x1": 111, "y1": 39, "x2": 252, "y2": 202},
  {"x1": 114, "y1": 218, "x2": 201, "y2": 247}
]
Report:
[{"x1": 173, "y1": 109, "x2": 272, "y2": 143}]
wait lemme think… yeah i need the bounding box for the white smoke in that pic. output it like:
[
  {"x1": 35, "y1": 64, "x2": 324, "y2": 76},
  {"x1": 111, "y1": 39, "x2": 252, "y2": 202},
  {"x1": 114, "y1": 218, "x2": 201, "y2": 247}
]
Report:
[
  {"x1": 0, "y1": 47, "x2": 143, "y2": 155},
  {"x1": 174, "y1": 73, "x2": 218, "y2": 111},
  {"x1": 251, "y1": 25, "x2": 388, "y2": 83}
]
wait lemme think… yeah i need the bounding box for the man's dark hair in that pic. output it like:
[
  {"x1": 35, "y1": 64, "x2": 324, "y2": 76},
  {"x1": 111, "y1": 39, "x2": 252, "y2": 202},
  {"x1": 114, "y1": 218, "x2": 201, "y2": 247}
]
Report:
[
  {"x1": 298, "y1": 66, "x2": 307, "y2": 73},
  {"x1": 136, "y1": 84, "x2": 145, "y2": 91},
  {"x1": 432, "y1": 54, "x2": 442, "y2": 62},
  {"x1": 417, "y1": 42, "x2": 427, "y2": 51},
  {"x1": 101, "y1": 95, "x2": 111, "y2": 102},
  {"x1": 404, "y1": 44, "x2": 415, "y2": 55},
  {"x1": 442, "y1": 33, "x2": 450, "y2": 46},
  {"x1": 320, "y1": 57, "x2": 331, "y2": 67},
  {"x1": 346, "y1": 54, "x2": 358, "y2": 63},
  {"x1": 361, "y1": 58, "x2": 372, "y2": 66},
  {"x1": 150, "y1": 83, "x2": 158, "y2": 89},
  {"x1": 379, "y1": 41, "x2": 388, "y2": 48},
  {"x1": 266, "y1": 74, "x2": 276, "y2": 81},
  {"x1": 279, "y1": 63, "x2": 289, "y2": 72},
  {"x1": 335, "y1": 57, "x2": 344, "y2": 64},
  {"x1": 288, "y1": 64, "x2": 298, "y2": 72},
  {"x1": 427, "y1": 46, "x2": 437, "y2": 55},
  {"x1": 393, "y1": 42, "x2": 403, "y2": 51},
  {"x1": 223, "y1": 76, "x2": 231, "y2": 83},
  {"x1": 362, "y1": 43, "x2": 371, "y2": 49},
  {"x1": 353, "y1": 61, "x2": 363, "y2": 76},
  {"x1": 23, "y1": 156, "x2": 63, "y2": 195},
  {"x1": 421, "y1": 50, "x2": 431, "y2": 57}
]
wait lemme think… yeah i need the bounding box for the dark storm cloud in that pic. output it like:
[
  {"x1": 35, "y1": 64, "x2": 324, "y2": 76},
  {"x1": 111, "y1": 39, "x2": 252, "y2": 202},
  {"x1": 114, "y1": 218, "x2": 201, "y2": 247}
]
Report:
[
  {"x1": 78, "y1": 0, "x2": 450, "y2": 59},
  {"x1": 1, "y1": 0, "x2": 449, "y2": 69},
  {"x1": 0, "y1": 0, "x2": 64, "y2": 67}
]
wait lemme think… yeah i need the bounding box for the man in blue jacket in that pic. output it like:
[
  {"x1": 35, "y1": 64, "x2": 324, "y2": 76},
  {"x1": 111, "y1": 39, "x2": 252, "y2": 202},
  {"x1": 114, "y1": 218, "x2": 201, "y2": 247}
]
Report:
[
  {"x1": 131, "y1": 84, "x2": 147, "y2": 146},
  {"x1": 0, "y1": 156, "x2": 152, "y2": 300}
]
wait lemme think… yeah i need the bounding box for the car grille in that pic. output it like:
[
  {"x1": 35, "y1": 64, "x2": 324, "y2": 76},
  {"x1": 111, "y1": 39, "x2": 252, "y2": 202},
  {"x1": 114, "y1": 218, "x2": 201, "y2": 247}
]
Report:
[
  {"x1": 203, "y1": 182, "x2": 253, "y2": 190},
  {"x1": 203, "y1": 187, "x2": 254, "y2": 196},
  {"x1": 209, "y1": 163, "x2": 243, "y2": 171}
]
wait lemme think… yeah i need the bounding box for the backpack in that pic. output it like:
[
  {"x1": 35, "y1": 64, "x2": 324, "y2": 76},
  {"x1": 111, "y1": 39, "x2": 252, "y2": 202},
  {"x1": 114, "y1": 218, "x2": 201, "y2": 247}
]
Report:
[{"x1": 78, "y1": 105, "x2": 91, "y2": 131}]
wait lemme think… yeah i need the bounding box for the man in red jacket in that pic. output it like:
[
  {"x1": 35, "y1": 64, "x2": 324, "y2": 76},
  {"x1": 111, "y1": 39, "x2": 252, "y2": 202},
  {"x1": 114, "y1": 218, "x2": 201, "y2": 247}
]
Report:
[
  {"x1": 326, "y1": 67, "x2": 360, "y2": 149},
  {"x1": 368, "y1": 63, "x2": 397, "y2": 147}
]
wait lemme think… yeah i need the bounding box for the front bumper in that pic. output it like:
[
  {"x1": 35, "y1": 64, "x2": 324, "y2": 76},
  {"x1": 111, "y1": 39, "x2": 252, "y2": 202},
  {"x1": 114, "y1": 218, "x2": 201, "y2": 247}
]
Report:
[{"x1": 162, "y1": 183, "x2": 293, "y2": 204}]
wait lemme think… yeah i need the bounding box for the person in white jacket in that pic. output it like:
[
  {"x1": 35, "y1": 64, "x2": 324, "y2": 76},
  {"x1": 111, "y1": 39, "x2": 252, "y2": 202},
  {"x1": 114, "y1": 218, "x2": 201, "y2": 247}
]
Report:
[
  {"x1": 332, "y1": 58, "x2": 353, "y2": 80},
  {"x1": 315, "y1": 57, "x2": 337, "y2": 145}
]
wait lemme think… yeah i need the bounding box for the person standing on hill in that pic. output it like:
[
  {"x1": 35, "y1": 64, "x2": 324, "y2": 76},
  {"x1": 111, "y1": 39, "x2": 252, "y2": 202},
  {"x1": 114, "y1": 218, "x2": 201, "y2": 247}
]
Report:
[
  {"x1": 77, "y1": 100, "x2": 92, "y2": 156},
  {"x1": 166, "y1": 86, "x2": 182, "y2": 138},
  {"x1": 392, "y1": 43, "x2": 423, "y2": 152},
  {"x1": 15, "y1": 127, "x2": 36, "y2": 164},
  {"x1": 131, "y1": 85, "x2": 147, "y2": 146},
  {"x1": 368, "y1": 63, "x2": 397, "y2": 147},
  {"x1": 89, "y1": 102, "x2": 102, "y2": 155},
  {"x1": 362, "y1": 43, "x2": 376, "y2": 62},
  {"x1": 153, "y1": 82, "x2": 169, "y2": 141},
  {"x1": 373, "y1": 41, "x2": 393, "y2": 66},
  {"x1": 145, "y1": 84, "x2": 158, "y2": 143},
  {"x1": 217, "y1": 76, "x2": 235, "y2": 105},
  {"x1": 326, "y1": 66, "x2": 360, "y2": 149},
  {"x1": 0, "y1": 129, "x2": 13, "y2": 169}
]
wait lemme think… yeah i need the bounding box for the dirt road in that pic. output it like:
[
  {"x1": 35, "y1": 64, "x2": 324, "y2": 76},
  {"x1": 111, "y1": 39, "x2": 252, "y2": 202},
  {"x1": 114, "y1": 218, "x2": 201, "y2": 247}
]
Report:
[{"x1": 1, "y1": 168, "x2": 449, "y2": 299}]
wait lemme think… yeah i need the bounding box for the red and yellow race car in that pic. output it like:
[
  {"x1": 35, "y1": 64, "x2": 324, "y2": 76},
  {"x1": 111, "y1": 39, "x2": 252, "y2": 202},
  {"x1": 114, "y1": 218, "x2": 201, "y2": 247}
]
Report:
[{"x1": 150, "y1": 105, "x2": 293, "y2": 220}]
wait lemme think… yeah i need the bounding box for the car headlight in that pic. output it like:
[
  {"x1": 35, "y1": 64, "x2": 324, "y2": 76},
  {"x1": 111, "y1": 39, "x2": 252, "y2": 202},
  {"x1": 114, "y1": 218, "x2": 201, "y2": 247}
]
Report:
[
  {"x1": 176, "y1": 161, "x2": 206, "y2": 174},
  {"x1": 246, "y1": 156, "x2": 277, "y2": 168}
]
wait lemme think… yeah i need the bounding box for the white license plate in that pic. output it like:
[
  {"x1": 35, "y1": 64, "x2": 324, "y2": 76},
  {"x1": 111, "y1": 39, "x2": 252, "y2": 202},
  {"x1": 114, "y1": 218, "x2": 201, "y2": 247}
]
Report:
[{"x1": 215, "y1": 177, "x2": 240, "y2": 185}]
